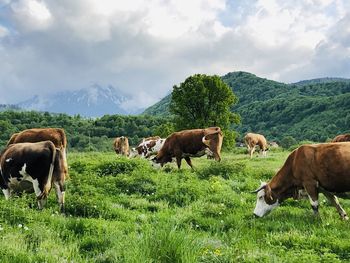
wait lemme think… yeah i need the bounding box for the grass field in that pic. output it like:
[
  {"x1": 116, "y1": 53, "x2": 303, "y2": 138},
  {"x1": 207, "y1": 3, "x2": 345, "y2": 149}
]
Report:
[{"x1": 1, "y1": 149, "x2": 350, "y2": 262}]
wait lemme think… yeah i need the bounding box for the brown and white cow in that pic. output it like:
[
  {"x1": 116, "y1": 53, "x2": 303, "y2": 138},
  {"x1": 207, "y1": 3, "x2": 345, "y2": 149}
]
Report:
[
  {"x1": 113, "y1": 136, "x2": 130, "y2": 157},
  {"x1": 244, "y1": 132, "x2": 268, "y2": 158},
  {"x1": 7, "y1": 128, "x2": 69, "y2": 179},
  {"x1": 0, "y1": 141, "x2": 66, "y2": 212},
  {"x1": 253, "y1": 142, "x2": 350, "y2": 220},
  {"x1": 331, "y1": 134, "x2": 350, "y2": 142},
  {"x1": 130, "y1": 138, "x2": 166, "y2": 158},
  {"x1": 152, "y1": 127, "x2": 223, "y2": 169}
]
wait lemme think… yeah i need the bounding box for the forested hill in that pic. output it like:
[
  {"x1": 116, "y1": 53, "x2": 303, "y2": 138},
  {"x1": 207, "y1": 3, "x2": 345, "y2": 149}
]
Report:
[{"x1": 143, "y1": 71, "x2": 350, "y2": 142}]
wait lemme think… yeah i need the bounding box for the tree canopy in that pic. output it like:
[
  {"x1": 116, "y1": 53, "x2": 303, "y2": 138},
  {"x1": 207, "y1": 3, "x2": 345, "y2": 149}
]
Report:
[{"x1": 170, "y1": 74, "x2": 239, "y2": 131}]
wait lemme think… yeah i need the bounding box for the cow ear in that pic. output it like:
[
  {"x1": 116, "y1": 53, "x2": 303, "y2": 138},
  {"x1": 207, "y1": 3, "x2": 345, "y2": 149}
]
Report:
[
  {"x1": 265, "y1": 184, "x2": 274, "y2": 200},
  {"x1": 251, "y1": 183, "x2": 267, "y2": 193}
]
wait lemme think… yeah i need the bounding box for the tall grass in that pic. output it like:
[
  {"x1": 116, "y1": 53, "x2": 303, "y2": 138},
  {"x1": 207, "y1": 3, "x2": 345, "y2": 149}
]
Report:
[{"x1": 0, "y1": 151, "x2": 350, "y2": 262}]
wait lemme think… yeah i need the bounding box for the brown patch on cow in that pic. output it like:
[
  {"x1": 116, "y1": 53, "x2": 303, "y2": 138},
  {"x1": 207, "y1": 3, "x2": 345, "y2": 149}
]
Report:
[{"x1": 332, "y1": 134, "x2": 350, "y2": 142}]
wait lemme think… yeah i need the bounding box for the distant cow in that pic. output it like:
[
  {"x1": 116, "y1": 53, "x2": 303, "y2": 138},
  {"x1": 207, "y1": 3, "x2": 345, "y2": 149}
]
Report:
[
  {"x1": 152, "y1": 127, "x2": 223, "y2": 169},
  {"x1": 7, "y1": 128, "x2": 68, "y2": 179},
  {"x1": 244, "y1": 132, "x2": 268, "y2": 158},
  {"x1": 253, "y1": 142, "x2": 350, "y2": 220},
  {"x1": 0, "y1": 141, "x2": 66, "y2": 212},
  {"x1": 113, "y1": 136, "x2": 130, "y2": 156},
  {"x1": 130, "y1": 138, "x2": 166, "y2": 158},
  {"x1": 332, "y1": 134, "x2": 350, "y2": 142}
]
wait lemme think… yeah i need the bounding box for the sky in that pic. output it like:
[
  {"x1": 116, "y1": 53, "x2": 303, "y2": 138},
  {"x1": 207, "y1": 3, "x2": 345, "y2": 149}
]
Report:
[{"x1": 0, "y1": 0, "x2": 350, "y2": 109}]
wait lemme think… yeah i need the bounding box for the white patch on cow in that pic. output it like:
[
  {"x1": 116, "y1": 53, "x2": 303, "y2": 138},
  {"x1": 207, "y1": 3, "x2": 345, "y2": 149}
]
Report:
[
  {"x1": 9, "y1": 177, "x2": 21, "y2": 186},
  {"x1": 308, "y1": 196, "x2": 319, "y2": 207},
  {"x1": 205, "y1": 148, "x2": 214, "y2": 157},
  {"x1": 253, "y1": 188, "x2": 279, "y2": 217},
  {"x1": 5, "y1": 158, "x2": 12, "y2": 163},
  {"x1": 19, "y1": 164, "x2": 29, "y2": 178},
  {"x1": 32, "y1": 179, "x2": 42, "y2": 197},
  {"x1": 54, "y1": 182, "x2": 64, "y2": 203},
  {"x1": 2, "y1": 189, "x2": 10, "y2": 200}
]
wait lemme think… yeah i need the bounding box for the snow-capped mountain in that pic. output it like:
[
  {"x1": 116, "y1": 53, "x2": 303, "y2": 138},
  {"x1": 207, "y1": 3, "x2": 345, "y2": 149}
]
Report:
[{"x1": 17, "y1": 85, "x2": 143, "y2": 117}]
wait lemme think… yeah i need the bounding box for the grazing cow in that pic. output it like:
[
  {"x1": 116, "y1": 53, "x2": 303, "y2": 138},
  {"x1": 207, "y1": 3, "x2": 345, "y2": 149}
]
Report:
[
  {"x1": 332, "y1": 134, "x2": 350, "y2": 142},
  {"x1": 244, "y1": 132, "x2": 268, "y2": 158},
  {"x1": 0, "y1": 141, "x2": 66, "y2": 212},
  {"x1": 6, "y1": 128, "x2": 68, "y2": 179},
  {"x1": 113, "y1": 136, "x2": 130, "y2": 156},
  {"x1": 130, "y1": 138, "x2": 166, "y2": 158},
  {"x1": 253, "y1": 142, "x2": 350, "y2": 220},
  {"x1": 152, "y1": 127, "x2": 223, "y2": 169}
]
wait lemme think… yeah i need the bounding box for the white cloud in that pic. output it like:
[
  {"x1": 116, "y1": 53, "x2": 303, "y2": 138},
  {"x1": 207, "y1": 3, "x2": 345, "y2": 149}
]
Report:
[
  {"x1": 0, "y1": 0, "x2": 349, "y2": 109},
  {"x1": 10, "y1": 0, "x2": 52, "y2": 31}
]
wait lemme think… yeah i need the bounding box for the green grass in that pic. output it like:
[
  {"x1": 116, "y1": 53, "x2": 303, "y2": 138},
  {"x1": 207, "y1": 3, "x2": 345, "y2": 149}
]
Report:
[{"x1": 1, "y1": 149, "x2": 350, "y2": 262}]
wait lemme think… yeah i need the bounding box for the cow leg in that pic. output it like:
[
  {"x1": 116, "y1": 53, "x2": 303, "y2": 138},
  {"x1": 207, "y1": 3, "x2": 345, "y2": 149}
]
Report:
[
  {"x1": 176, "y1": 156, "x2": 182, "y2": 169},
  {"x1": 54, "y1": 181, "x2": 65, "y2": 213},
  {"x1": 0, "y1": 177, "x2": 10, "y2": 200},
  {"x1": 304, "y1": 184, "x2": 319, "y2": 216},
  {"x1": 1, "y1": 188, "x2": 10, "y2": 200},
  {"x1": 184, "y1": 157, "x2": 193, "y2": 169},
  {"x1": 250, "y1": 146, "x2": 256, "y2": 158},
  {"x1": 319, "y1": 188, "x2": 348, "y2": 220}
]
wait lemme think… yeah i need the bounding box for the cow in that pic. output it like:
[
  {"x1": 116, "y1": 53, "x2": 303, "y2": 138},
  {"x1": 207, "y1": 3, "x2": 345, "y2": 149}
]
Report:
[
  {"x1": 152, "y1": 127, "x2": 223, "y2": 169},
  {"x1": 6, "y1": 128, "x2": 68, "y2": 179},
  {"x1": 244, "y1": 132, "x2": 268, "y2": 158},
  {"x1": 113, "y1": 136, "x2": 130, "y2": 157},
  {"x1": 332, "y1": 134, "x2": 350, "y2": 142},
  {"x1": 253, "y1": 142, "x2": 350, "y2": 220},
  {"x1": 130, "y1": 138, "x2": 166, "y2": 158},
  {"x1": 0, "y1": 141, "x2": 66, "y2": 212}
]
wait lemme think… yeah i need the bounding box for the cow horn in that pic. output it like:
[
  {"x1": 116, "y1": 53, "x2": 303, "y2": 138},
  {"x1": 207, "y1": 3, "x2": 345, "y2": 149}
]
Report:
[{"x1": 251, "y1": 183, "x2": 267, "y2": 193}]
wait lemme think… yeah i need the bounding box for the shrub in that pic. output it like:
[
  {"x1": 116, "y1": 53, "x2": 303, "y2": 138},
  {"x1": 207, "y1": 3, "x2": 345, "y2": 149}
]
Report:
[{"x1": 197, "y1": 161, "x2": 246, "y2": 180}]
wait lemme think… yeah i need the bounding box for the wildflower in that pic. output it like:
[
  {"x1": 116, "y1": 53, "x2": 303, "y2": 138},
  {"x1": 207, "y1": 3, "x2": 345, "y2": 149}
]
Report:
[
  {"x1": 214, "y1": 248, "x2": 221, "y2": 256},
  {"x1": 195, "y1": 224, "x2": 200, "y2": 228},
  {"x1": 219, "y1": 212, "x2": 222, "y2": 215},
  {"x1": 24, "y1": 226, "x2": 29, "y2": 231},
  {"x1": 18, "y1": 224, "x2": 23, "y2": 228}
]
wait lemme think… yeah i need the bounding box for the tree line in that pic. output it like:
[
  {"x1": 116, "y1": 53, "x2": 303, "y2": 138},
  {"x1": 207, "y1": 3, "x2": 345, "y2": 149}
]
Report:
[{"x1": 0, "y1": 111, "x2": 172, "y2": 151}]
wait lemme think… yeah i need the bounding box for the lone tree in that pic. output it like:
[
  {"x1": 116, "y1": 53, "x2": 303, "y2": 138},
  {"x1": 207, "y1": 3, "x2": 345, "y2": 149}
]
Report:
[{"x1": 170, "y1": 74, "x2": 239, "y2": 146}]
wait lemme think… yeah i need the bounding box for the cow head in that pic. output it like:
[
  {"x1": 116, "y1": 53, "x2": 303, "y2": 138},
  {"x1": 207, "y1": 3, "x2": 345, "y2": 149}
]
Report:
[
  {"x1": 253, "y1": 182, "x2": 279, "y2": 217},
  {"x1": 151, "y1": 154, "x2": 172, "y2": 168}
]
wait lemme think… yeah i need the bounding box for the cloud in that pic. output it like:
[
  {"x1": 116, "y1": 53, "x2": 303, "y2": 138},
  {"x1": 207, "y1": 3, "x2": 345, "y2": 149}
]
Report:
[{"x1": 0, "y1": 0, "x2": 349, "y2": 108}]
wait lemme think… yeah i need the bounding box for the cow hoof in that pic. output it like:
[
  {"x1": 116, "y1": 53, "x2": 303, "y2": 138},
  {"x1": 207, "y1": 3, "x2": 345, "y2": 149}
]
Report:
[{"x1": 343, "y1": 215, "x2": 349, "y2": 221}]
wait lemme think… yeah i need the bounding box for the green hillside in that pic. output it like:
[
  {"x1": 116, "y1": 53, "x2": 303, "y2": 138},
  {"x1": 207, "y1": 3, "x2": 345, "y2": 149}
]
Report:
[{"x1": 143, "y1": 72, "x2": 350, "y2": 142}]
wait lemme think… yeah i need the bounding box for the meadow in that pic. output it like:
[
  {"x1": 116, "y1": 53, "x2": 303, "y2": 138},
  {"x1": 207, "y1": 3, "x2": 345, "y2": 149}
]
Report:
[{"x1": 1, "y1": 149, "x2": 350, "y2": 262}]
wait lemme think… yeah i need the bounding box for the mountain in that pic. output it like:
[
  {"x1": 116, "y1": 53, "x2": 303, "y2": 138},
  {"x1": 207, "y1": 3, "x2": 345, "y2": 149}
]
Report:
[
  {"x1": 18, "y1": 85, "x2": 143, "y2": 117},
  {"x1": 143, "y1": 71, "x2": 350, "y2": 142},
  {"x1": 293, "y1": 77, "x2": 350, "y2": 86}
]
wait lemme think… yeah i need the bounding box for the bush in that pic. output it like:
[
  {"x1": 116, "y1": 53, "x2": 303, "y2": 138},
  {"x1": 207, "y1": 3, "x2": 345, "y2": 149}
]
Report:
[
  {"x1": 94, "y1": 158, "x2": 142, "y2": 176},
  {"x1": 197, "y1": 161, "x2": 246, "y2": 180}
]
